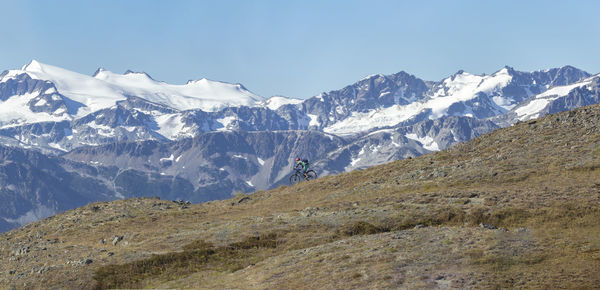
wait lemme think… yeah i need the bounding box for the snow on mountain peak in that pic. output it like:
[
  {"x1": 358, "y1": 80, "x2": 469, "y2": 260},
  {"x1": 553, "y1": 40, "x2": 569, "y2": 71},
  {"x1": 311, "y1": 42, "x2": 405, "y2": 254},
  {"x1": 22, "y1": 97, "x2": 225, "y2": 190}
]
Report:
[
  {"x1": 1, "y1": 61, "x2": 595, "y2": 143},
  {"x1": 324, "y1": 68, "x2": 517, "y2": 135},
  {"x1": 17, "y1": 61, "x2": 126, "y2": 116},
  {"x1": 501, "y1": 65, "x2": 515, "y2": 71},
  {"x1": 260, "y1": 96, "x2": 303, "y2": 110},
  {"x1": 21, "y1": 59, "x2": 44, "y2": 71},
  {"x1": 427, "y1": 68, "x2": 513, "y2": 116},
  {"x1": 92, "y1": 67, "x2": 106, "y2": 77},
  {"x1": 181, "y1": 78, "x2": 262, "y2": 101},
  {"x1": 186, "y1": 78, "x2": 209, "y2": 85},
  {"x1": 123, "y1": 70, "x2": 155, "y2": 80},
  {"x1": 8, "y1": 61, "x2": 264, "y2": 114},
  {"x1": 93, "y1": 69, "x2": 161, "y2": 86},
  {"x1": 496, "y1": 67, "x2": 511, "y2": 75},
  {"x1": 513, "y1": 75, "x2": 596, "y2": 121},
  {"x1": 359, "y1": 73, "x2": 385, "y2": 82}
]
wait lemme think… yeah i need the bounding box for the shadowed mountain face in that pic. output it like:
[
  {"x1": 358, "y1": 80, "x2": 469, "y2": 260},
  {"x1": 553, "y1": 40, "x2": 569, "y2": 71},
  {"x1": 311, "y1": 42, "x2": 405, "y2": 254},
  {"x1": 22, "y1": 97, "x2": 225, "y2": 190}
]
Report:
[
  {"x1": 1, "y1": 103, "x2": 600, "y2": 288},
  {"x1": 0, "y1": 145, "x2": 115, "y2": 231},
  {"x1": 63, "y1": 130, "x2": 347, "y2": 194},
  {"x1": 0, "y1": 62, "x2": 599, "y2": 232}
]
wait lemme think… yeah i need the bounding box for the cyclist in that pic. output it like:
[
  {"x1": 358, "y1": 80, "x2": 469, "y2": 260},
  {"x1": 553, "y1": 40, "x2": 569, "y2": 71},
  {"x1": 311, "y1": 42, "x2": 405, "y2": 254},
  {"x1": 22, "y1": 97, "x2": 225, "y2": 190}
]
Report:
[{"x1": 295, "y1": 157, "x2": 309, "y2": 176}]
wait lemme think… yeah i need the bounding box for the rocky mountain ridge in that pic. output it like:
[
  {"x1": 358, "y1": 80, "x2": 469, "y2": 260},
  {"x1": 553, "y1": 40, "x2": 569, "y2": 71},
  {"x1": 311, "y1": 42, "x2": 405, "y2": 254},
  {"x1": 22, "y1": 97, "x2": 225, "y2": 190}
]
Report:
[{"x1": 0, "y1": 61, "x2": 594, "y2": 152}]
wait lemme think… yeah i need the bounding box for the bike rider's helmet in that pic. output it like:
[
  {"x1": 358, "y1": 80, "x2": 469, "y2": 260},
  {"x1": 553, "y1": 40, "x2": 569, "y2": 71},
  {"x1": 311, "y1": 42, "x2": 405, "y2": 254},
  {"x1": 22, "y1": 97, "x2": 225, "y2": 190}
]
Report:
[{"x1": 295, "y1": 157, "x2": 300, "y2": 162}]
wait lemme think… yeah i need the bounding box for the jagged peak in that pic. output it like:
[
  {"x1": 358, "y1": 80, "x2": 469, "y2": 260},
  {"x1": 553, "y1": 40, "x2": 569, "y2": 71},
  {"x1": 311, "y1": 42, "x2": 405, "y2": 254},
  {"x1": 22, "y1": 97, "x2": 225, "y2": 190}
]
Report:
[
  {"x1": 557, "y1": 65, "x2": 578, "y2": 71},
  {"x1": 21, "y1": 59, "x2": 44, "y2": 72},
  {"x1": 532, "y1": 65, "x2": 589, "y2": 76},
  {"x1": 358, "y1": 73, "x2": 385, "y2": 82},
  {"x1": 187, "y1": 77, "x2": 219, "y2": 85},
  {"x1": 186, "y1": 77, "x2": 241, "y2": 88},
  {"x1": 92, "y1": 67, "x2": 106, "y2": 77},
  {"x1": 555, "y1": 65, "x2": 590, "y2": 76},
  {"x1": 391, "y1": 70, "x2": 411, "y2": 77},
  {"x1": 448, "y1": 69, "x2": 468, "y2": 81},
  {"x1": 236, "y1": 83, "x2": 248, "y2": 91},
  {"x1": 502, "y1": 65, "x2": 515, "y2": 72},
  {"x1": 123, "y1": 70, "x2": 155, "y2": 80},
  {"x1": 355, "y1": 71, "x2": 425, "y2": 86},
  {"x1": 186, "y1": 78, "x2": 204, "y2": 85},
  {"x1": 492, "y1": 66, "x2": 515, "y2": 76}
]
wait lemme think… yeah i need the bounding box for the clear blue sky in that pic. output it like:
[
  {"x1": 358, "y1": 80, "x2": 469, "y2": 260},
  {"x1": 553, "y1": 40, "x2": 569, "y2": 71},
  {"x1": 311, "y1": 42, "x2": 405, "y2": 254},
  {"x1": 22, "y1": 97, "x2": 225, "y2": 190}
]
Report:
[{"x1": 1, "y1": 0, "x2": 599, "y2": 99}]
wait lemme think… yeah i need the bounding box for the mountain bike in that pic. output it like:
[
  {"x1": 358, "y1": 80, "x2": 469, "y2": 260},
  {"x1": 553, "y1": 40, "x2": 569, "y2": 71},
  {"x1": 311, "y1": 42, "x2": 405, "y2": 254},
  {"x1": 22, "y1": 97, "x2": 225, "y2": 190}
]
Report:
[{"x1": 289, "y1": 165, "x2": 318, "y2": 185}]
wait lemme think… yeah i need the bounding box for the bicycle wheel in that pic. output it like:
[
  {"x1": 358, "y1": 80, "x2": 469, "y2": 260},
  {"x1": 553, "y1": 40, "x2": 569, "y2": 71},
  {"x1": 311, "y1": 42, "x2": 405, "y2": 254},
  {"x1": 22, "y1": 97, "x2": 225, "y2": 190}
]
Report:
[
  {"x1": 305, "y1": 170, "x2": 317, "y2": 181},
  {"x1": 289, "y1": 174, "x2": 301, "y2": 185}
]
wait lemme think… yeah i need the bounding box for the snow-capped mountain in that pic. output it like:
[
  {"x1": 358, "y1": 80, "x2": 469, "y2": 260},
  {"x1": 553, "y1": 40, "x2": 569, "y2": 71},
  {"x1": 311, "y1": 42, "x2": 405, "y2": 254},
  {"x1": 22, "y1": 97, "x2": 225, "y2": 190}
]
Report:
[
  {"x1": 0, "y1": 60, "x2": 263, "y2": 124},
  {"x1": 0, "y1": 61, "x2": 593, "y2": 153},
  {"x1": 317, "y1": 66, "x2": 592, "y2": 135},
  {"x1": 503, "y1": 74, "x2": 600, "y2": 123},
  {"x1": 1, "y1": 60, "x2": 599, "y2": 232}
]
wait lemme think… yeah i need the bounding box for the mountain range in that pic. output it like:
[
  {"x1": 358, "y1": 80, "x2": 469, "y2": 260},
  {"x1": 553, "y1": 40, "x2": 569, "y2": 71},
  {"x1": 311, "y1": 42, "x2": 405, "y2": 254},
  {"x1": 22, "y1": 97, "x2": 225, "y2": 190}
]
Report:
[{"x1": 0, "y1": 60, "x2": 599, "y2": 232}]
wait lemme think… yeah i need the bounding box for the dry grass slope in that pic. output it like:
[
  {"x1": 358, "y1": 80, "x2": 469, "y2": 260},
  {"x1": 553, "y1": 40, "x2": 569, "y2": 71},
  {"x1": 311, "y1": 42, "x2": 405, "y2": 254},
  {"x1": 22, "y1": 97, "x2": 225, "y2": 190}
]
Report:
[{"x1": 1, "y1": 104, "x2": 600, "y2": 288}]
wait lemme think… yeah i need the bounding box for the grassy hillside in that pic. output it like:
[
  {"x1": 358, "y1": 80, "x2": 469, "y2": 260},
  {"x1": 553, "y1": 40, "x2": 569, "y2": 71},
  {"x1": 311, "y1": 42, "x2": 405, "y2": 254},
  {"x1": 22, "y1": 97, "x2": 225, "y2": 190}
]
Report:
[{"x1": 2, "y1": 105, "x2": 600, "y2": 288}]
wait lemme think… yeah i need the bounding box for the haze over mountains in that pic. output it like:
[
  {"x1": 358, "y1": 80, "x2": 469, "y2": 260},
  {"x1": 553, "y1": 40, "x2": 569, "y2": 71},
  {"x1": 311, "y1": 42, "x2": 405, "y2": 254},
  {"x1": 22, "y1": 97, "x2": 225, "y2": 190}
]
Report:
[{"x1": 0, "y1": 60, "x2": 599, "y2": 232}]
